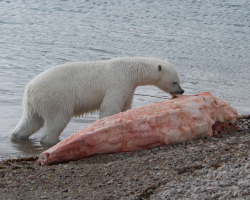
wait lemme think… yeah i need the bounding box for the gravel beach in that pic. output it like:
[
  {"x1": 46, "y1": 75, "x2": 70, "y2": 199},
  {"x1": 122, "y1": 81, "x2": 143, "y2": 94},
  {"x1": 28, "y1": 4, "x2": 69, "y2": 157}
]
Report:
[{"x1": 0, "y1": 116, "x2": 249, "y2": 200}]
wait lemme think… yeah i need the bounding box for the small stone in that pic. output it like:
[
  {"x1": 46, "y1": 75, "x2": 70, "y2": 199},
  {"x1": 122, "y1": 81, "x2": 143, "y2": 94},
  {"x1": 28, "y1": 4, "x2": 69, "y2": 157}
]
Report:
[
  {"x1": 28, "y1": 175, "x2": 36, "y2": 179},
  {"x1": 194, "y1": 187, "x2": 200, "y2": 193},
  {"x1": 211, "y1": 193, "x2": 220, "y2": 199},
  {"x1": 200, "y1": 187, "x2": 206, "y2": 192},
  {"x1": 104, "y1": 163, "x2": 112, "y2": 167},
  {"x1": 215, "y1": 175, "x2": 221, "y2": 180},
  {"x1": 0, "y1": 171, "x2": 4, "y2": 178},
  {"x1": 177, "y1": 188, "x2": 182, "y2": 193},
  {"x1": 147, "y1": 189, "x2": 154, "y2": 194},
  {"x1": 244, "y1": 163, "x2": 250, "y2": 169},
  {"x1": 153, "y1": 166, "x2": 160, "y2": 170},
  {"x1": 207, "y1": 173, "x2": 213, "y2": 180},
  {"x1": 105, "y1": 172, "x2": 110, "y2": 176},
  {"x1": 233, "y1": 191, "x2": 238, "y2": 197},
  {"x1": 243, "y1": 189, "x2": 250, "y2": 195},
  {"x1": 169, "y1": 189, "x2": 177, "y2": 195},
  {"x1": 207, "y1": 186, "x2": 214, "y2": 190},
  {"x1": 41, "y1": 196, "x2": 48, "y2": 199},
  {"x1": 238, "y1": 192, "x2": 243, "y2": 198}
]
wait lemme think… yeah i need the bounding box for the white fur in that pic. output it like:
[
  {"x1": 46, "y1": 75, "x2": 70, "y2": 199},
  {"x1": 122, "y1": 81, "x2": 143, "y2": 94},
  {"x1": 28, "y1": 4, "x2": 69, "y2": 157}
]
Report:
[{"x1": 10, "y1": 57, "x2": 184, "y2": 145}]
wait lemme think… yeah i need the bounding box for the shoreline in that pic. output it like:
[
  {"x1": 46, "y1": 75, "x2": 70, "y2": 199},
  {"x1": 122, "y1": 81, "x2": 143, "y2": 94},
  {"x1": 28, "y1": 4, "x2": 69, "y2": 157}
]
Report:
[
  {"x1": 1, "y1": 115, "x2": 249, "y2": 162},
  {"x1": 0, "y1": 116, "x2": 249, "y2": 199}
]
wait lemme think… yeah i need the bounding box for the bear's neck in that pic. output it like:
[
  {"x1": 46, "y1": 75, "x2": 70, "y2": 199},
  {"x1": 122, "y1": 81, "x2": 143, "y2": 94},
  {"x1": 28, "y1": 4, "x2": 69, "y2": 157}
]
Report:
[{"x1": 135, "y1": 65, "x2": 157, "y2": 87}]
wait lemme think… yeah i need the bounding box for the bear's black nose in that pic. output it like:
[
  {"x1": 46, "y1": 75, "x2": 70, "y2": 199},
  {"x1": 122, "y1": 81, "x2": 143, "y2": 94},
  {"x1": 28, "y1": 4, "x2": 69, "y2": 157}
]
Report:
[{"x1": 181, "y1": 89, "x2": 185, "y2": 94}]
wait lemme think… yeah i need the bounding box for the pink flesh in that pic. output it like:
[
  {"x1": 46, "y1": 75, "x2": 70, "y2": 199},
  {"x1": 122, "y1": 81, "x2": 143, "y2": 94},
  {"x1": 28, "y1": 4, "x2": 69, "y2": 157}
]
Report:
[
  {"x1": 212, "y1": 122, "x2": 238, "y2": 135},
  {"x1": 38, "y1": 91, "x2": 238, "y2": 165}
]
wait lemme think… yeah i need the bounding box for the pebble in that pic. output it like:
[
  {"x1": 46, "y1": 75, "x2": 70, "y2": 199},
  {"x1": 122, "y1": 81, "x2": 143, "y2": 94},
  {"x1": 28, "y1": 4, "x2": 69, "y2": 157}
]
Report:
[
  {"x1": 28, "y1": 175, "x2": 36, "y2": 179},
  {"x1": 151, "y1": 157, "x2": 250, "y2": 199},
  {"x1": 149, "y1": 118, "x2": 250, "y2": 199},
  {"x1": 1, "y1": 117, "x2": 250, "y2": 200}
]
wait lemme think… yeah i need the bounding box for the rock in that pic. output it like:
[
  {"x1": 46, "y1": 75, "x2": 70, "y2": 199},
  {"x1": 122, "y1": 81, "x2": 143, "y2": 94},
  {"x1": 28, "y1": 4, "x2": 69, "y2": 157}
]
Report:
[
  {"x1": 244, "y1": 163, "x2": 250, "y2": 169},
  {"x1": 28, "y1": 175, "x2": 36, "y2": 179}
]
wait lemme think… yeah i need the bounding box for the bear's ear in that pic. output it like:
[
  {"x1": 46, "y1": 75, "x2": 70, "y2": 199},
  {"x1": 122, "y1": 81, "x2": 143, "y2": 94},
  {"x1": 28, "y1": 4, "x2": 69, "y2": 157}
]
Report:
[{"x1": 157, "y1": 65, "x2": 162, "y2": 72}]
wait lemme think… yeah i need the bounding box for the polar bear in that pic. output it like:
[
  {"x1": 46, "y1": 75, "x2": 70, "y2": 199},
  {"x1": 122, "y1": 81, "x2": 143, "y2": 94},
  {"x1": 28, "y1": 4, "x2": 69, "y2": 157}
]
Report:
[{"x1": 10, "y1": 57, "x2": 184, "y2": 145}]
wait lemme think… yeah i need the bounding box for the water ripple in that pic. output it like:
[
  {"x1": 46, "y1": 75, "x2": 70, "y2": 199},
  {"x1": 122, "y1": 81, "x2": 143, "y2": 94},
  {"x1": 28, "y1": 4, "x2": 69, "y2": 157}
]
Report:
[{"x1": 0, "y1": 0, "x2": 249, "y2": 159}]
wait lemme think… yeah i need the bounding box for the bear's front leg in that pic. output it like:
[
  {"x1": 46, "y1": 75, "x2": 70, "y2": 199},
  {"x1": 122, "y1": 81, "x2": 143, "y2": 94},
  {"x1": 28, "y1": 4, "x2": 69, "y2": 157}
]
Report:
[
  {"x1": 99, "y1": 89, "x2": 131, "y2": 119},
  {"x1": 122, "y1": 88, "x2": 135, "y2": 112}
]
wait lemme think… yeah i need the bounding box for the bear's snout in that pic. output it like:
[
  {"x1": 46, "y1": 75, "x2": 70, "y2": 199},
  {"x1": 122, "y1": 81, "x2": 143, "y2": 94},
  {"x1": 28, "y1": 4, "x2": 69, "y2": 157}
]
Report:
[{"x1": 171, "y1": 88, "x2": 185, "y2": 95}]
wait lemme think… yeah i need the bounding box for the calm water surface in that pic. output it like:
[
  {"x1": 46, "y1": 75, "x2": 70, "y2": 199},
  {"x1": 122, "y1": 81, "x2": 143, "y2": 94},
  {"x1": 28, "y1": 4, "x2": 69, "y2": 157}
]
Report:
[{"x1": 0, "y1": 0, "x2": 249, "y2": 160}]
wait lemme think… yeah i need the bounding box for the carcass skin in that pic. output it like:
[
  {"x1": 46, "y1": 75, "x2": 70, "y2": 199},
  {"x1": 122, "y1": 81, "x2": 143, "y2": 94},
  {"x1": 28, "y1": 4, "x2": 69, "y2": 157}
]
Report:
[{"x1": 38, "y1": 92, "x2": 238, "y2": 165}]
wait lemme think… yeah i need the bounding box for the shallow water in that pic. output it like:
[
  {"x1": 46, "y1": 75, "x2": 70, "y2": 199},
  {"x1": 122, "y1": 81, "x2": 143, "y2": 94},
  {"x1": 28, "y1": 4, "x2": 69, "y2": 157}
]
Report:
[{"x1": 0, "y1": 0, "x2": 249, "y2": 160}]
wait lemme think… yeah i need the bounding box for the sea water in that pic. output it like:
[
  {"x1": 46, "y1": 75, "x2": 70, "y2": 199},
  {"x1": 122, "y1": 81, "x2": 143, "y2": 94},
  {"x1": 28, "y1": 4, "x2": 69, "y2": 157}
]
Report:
[{"x1": 0, "y1": 0, "x2": 249, "y2": 160}]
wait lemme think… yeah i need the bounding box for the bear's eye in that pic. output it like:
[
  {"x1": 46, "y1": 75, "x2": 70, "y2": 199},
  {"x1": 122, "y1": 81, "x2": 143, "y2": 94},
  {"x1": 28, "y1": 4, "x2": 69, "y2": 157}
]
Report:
[{"x1": 173, "y1": 82, "x2": 177, "y2": 84}]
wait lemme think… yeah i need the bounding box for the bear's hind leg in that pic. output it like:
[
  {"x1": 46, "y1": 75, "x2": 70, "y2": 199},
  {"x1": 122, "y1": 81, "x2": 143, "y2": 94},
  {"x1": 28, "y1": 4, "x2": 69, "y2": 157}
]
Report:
[
  {"x1": 10, "y1": 112, "x2": 44, "y2": 140},
  {"x1": 40, "y1": 113, "x2": 71, "y2": 145}
]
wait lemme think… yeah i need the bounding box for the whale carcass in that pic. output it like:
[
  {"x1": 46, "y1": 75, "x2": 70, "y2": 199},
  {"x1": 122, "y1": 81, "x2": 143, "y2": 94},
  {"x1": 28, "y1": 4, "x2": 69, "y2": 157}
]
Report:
[{"x1": 38, "y1": 92, "x2": 238, "y2": 165}]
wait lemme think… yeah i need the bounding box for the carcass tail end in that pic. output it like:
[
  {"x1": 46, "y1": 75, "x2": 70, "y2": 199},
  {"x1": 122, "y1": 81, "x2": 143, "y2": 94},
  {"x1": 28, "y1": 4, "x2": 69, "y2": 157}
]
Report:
[{"x1": 38, "y1": 153, "x2": 49, "y2": 165}]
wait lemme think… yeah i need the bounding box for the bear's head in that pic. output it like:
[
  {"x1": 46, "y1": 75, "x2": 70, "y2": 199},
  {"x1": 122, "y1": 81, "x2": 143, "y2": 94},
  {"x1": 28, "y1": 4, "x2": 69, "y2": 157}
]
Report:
[{"x1": 155, "y1": 61, "x2": 184, "y2": 96}]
